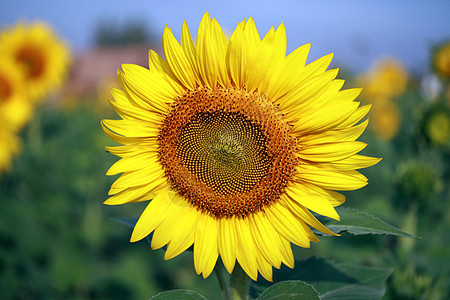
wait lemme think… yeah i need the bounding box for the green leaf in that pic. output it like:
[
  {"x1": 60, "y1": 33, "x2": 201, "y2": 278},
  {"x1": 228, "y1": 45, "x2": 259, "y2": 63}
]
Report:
[
  {"x1": 149, "y1": 289, "x2": 208, "y2": 300},
  {"x1": 319, "y1": 208, "x2": 417, "y2": 238},
  {"x1": 251, "y1": 257, "x2": 392, "y2": 300},
  {"x1": 257, "y1": 281, "x2": 320, "y2": 300}
]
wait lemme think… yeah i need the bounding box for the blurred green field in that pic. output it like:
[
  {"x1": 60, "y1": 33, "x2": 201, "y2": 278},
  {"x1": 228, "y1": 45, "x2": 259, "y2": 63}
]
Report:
[{"x1": 1, "y1": 78, "x2": 449, "y2": 299}]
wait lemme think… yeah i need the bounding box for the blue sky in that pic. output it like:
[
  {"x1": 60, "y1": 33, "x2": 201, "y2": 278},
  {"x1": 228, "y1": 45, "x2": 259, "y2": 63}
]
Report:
[{"x1": 2, "y1": 0, "x2": 450, "y2": 73}]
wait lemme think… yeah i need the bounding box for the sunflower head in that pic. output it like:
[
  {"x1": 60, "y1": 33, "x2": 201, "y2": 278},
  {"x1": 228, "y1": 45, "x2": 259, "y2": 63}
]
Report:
[
  {"x1": 370, "y1": 101, "x2": 401, "y2": 141},
  {"x1": 433, "y1": 42, "x2": 450, "y2": 79},
  {"x1": 0, "y1": 56, "x2": 32, "y2": 130},
  {"x1": 358, "y1": 57, "x2": 408, "y2": 100},
  {"x1": 102, "y1": 12, "x2": 380, "y2": 281},
  {"x1": 0, "y1": 21, "x2": 71, "y2": 102}
]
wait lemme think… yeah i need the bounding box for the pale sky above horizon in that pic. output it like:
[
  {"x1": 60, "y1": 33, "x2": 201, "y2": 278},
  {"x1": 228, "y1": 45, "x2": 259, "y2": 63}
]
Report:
[{"x1": 2, "y1": 0, "x2": 450, "y2": 73}]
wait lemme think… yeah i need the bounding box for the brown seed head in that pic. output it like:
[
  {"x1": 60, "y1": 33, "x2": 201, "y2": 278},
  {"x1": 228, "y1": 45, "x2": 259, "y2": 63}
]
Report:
[{"x1": 158, "y1": 87, "x2": 297, "y2": 219}]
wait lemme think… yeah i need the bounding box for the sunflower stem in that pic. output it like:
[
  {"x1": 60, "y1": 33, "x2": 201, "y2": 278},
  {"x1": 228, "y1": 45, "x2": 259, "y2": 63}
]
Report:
[
  {"x1": 228, "y1": 263, "x2": 251, "y2": 300},
  {"x1": 214, "y1": 263, "x2": 228, "y2": 300}
]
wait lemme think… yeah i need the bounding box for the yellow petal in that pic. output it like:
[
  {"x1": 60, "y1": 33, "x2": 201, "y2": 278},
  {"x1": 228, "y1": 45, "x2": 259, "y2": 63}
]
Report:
[
  {"x1": 227, "y1": 22, "x2": 246, "y2": 88},
  {"x1": 295, "y1": 165, "x2": 368, "y2": 191},
  {"x1": 234, "y1": 217, "x2": 259, "y2": 281},
  {"x1": 255, "y1": 251, "x2": 273, "y2": 282},
  {"x1": 280, "y1": 69, "x2": 339, "y2": 115},
  {"x1": 130, "y1": 190, "x2": 171, "y2": 242},
  {"x1": 265, "y1": 203, "x2": 310, "y2": 248},
  {"x1": 280, "y1": 194, "x2": 338, "y2": 236},
  {"x1": 293, "y1": 182, "x2": 346, "y2": 207},
  {"x1": 148, "y1": 49, "x2": 185, "y2": 94},
  {"x1": 101, "y1": 119, "x2": 159, "y2": 138},
  {"x1": 301, "y1": 119, "x2": 369, "y2": 145},
  {"x1": 164, "y1": 206, "x2": 199, "y2": 259},
  {"x1": 111, "y1": 166, "x2": 165, "y2": 188},
  {"x1": 108, "y1": 89, "x2": 163, "y2": 124},
  {"x1": 324, "y1": 155, "x2": 382, "y2": 170},
  {"x1": 104, "y1": 182, "x2": 165, "y2": 205},
  {"x1": 264, "y1": 43, "x2": 310, "y2": 101},
  {"x1": 121, "y1": 64, "x2": 177, "y2": 112},
  {"x1": 106, "y1": 152, "x2": 160, "y2": 175},
  {"x1": 180, "y1": 20, "x2": 200, "y2": 85},
  {"x1": 249, "y1": 213, "x2": 284, "y2": 269},
  {"x1": 299, "y1": 52, "x2": 334, "y2": 81},
  {"x1": 292, "y1": 100, "x2": 359, "y2": 134},
  {"x1": 218, "y1": 218, "x2": 237, "y2": 273},
  {"x1": 105, "y1": 143, "x2": 158, "y2": 158},
  {"x1": 162, "y1": 26, "x2": 197, "y2": 90},
  {"x1": 245, "y1": 27, "x2": 276, "y2": 93},
  {"x1": 194, "y1": 214, "x2": 219, "y2": 278},
  {"x1": 298, "y1": 141, "x2": 367, "y2": 163},
  {"x1": 339, "y1": 104, "x2": 371, "y2": 127},
  {"x1": 101, "y1": 121, "x2": 147, "y2": 144},
  {"x1": 285, "y1": 182, "x2": 340, "y2": 220}
]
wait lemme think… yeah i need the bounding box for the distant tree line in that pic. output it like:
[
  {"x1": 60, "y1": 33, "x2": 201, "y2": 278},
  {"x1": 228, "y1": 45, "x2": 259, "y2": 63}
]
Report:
[{"x1": 94, "y1": 19, "x2": 156, "y2": 46}]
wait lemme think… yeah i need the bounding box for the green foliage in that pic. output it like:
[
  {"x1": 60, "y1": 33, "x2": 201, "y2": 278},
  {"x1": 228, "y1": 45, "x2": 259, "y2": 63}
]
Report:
[
  {"x1": 318, "y1": 208, "x2": 417, "y2": 238},
  {"x1": 150, "y1": 289, "x2": 208, "y2": 300},
  {"x1": 251, "y1": 258, "x2": 391, "y2": 300},
  {"x1": 256, "y1": 281, "x2": 319, "y2": 300}
]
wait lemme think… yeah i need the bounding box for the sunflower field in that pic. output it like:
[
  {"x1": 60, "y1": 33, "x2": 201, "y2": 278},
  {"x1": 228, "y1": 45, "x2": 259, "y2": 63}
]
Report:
[{"x1": 1, "y1": 7, "x2": 449, "y2": 300}]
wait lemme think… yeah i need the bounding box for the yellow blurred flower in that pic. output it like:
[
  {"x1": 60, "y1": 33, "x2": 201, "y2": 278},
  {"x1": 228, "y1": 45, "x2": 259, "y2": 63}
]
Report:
[
  {"x1": 0, "y1": 125, "x2": 20, "y2": 175},
  {"x1": 433, "y1": 42, "x2": 450, "y2": 78},
  {"x1": 0, "y1": 21, "x2": 71, "y2": 102},
  {"x1": 425, "y1": 110, "x2": 450, "y2": 146},
  {"x1": 0, "y1": 56, "x2": 32, "y2": 130},
  {"x1": 370, "y1": 101, "x2": 401, "y2": 141},
  {"x1": 359, "y1": 58, "x2": 409, "y2": 100}
]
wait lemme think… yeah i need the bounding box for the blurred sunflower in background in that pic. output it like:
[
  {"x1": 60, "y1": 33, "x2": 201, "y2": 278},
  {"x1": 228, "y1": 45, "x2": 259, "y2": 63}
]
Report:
[
  {"x1": 359, "y1": 58, "x2": 408, "y2": 100},
  {"x1": 103, "y1": 13, "x2": 380, "y2": 281},
  {"x1": 433, "y1": 42, "x2": 450, "y2": 79},
  {"x1": 358, "y1": 58, "x2": 409, "y2": 141},
  {"x1": 0, "y1": 56, "x2": 32, "y2": 131},
  {"x1": 0, "y1": 21, "x2": 71, "y2": 102},
  {"x1": 370, "y1": 101, "x2": 401, "y2": 142}
]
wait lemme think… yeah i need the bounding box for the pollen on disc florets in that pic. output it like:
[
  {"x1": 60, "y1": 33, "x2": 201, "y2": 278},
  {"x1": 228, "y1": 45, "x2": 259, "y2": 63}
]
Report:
[{"x1": 158, "y1": 87, "x2": 298, "y2": 219}]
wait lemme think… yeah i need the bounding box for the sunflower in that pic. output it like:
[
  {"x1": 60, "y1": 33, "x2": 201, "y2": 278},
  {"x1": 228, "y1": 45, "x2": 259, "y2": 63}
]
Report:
[
  {"x1": 102, "y1": 13, "x2": 380, "y2": 281},
  {"x1": 433, "y1": 42, "x2": 450, "y2": 79},
  {"x1": 0, "y1": 56, "x2": 32, "y2": 131},
  {"x1": 0, "y1": 21, "x2": 71, "y2": 102},
  {"x1": 358, "y1": 58, "x2": 408, "y2": 100},
  {"x1": 370, "y1": 101, "x2": 401, "y2": 141}
]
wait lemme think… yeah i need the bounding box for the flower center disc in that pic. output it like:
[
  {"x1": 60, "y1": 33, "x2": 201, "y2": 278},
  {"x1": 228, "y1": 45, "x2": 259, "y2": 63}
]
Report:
[
  {"x1": 0, "y1": 74, "x2": 13, "y2": 101},
  {"x1": 178, "y1": 111, "x2": 270, "y2": 195},
  {"x1": 159, "y1": 87, "x2": 297, "y2": 218},
  {"x1": 16, "y1": 46, "x2": 46, "y2": 79}
]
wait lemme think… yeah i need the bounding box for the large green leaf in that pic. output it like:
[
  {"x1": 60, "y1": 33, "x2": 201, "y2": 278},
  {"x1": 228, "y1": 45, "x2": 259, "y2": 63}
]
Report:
[
  {"x1": 251, "y1": 257, "x2": 392, "y2": 300},
  {"x1": 149, "y1": 289, "x2": 208, "y2": 300},
  {"x1": 319, "y1": 208, "x2": 417, "y2": 238},
  {"x1": 257, "y1": 281, "x2": 319, "y2": 300}
]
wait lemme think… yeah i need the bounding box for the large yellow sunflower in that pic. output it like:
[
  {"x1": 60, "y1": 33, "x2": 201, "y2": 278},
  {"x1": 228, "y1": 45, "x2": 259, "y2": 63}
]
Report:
[
  {"x1": 102, "y1": 13, "x2": 380, "y2": 281},
  {"x1": 0, "y1": 56, "x2": 32, "y2": 131},
  {"x1": 0, "y1": 21, "x2": 71, "y2": 102}
]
